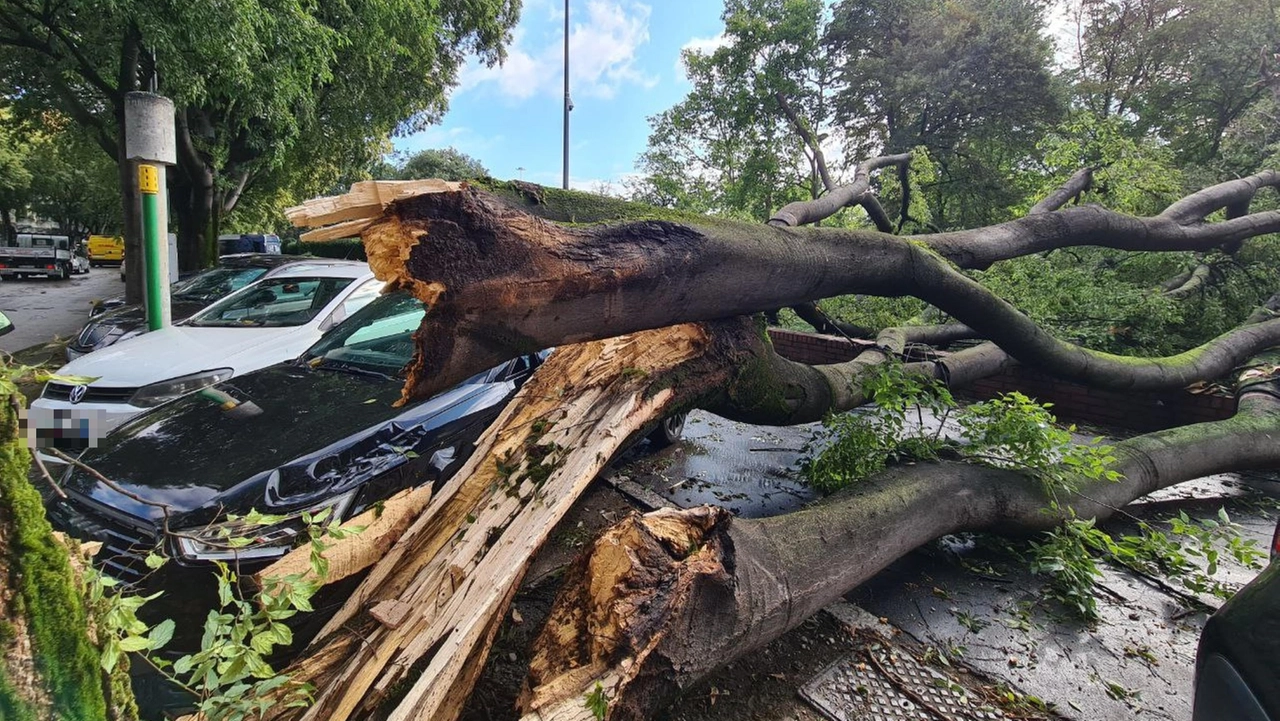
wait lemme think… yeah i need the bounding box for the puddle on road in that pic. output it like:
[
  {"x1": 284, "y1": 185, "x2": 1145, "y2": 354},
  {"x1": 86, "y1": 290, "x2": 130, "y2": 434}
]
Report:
[{"x1": 623, "y1": 410, "x2": 821, "y2": 518}]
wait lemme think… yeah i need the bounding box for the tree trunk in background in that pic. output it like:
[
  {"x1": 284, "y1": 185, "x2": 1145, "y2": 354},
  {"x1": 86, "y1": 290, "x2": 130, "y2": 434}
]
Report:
[
  {"x1": 117, "y1": 150, "x2": 142, "y2": 305},
  {"x1": 170, "y1": 163, "x2": 215, "y2": 272}
]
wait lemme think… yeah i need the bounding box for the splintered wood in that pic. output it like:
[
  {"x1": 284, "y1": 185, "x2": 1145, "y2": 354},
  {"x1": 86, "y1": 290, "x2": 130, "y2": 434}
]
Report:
[
  {"x1": 269, "y1": 324, "x2": 710, "y2": 721},
  {"x1": 283, "y1": 179, "x2": 462, "y2": 242}
]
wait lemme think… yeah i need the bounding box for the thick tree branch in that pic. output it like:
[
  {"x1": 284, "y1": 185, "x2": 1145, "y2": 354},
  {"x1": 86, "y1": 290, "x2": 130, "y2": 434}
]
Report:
[
  {"x1": 1029, "y1": 167, "x2": 1094, "y2": 215},
  {"x1": 923, "y1": 204, "x2": 1280, "y2": 270},
  {"x1": 291, "y1": 178, "x2": 1280, "y2": 404},
  {"x1": 1160, "y1": 170, "x2": 1280, "y2": 224},
  {"x1": 769, "y1": 152, "x2": 913, "y2": 227}
]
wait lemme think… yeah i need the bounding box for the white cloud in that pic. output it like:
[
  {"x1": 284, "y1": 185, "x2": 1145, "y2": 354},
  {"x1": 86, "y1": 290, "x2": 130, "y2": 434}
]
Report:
[
  {"x1": 394, "y1": 126, "x2": 504, "y2": 162},
  {"x1": 675, "y1": 32, "x2": 730, "y2": 82},
  {"x1": 459, "y1": 0, "x2": 656, "y2": 102}
]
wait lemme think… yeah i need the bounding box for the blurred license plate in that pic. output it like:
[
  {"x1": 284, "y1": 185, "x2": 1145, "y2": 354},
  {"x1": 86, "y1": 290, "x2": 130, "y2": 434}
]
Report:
[{"x1": 23, "y1": 406, "x2": 106, "y2": 451}]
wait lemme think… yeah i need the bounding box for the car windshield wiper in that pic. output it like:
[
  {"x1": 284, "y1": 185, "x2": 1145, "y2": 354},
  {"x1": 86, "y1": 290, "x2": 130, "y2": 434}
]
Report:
[{"x1": 312, "y1": 359, "x2": 396, "y2": 380}]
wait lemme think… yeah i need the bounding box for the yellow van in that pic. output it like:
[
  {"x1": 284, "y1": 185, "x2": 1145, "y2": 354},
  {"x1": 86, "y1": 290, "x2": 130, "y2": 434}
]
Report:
[{"x1": 87, "y1": 235, "x2": 124, "y2": 266}]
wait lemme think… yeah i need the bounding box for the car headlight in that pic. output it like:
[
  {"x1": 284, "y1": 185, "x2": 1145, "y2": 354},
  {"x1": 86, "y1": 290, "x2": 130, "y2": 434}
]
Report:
[
  {"x1": 174, "y1": 491, "x2": 356, "y2": 562},
  {"x1": 129, "y1": 369, "x2": 233, "y2": 407}
]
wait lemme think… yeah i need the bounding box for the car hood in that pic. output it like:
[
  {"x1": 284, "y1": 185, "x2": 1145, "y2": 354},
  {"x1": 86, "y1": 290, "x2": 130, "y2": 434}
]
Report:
[
  {"x1": 58, "y1": 364, "x2": 511, "y2": 528},
  {"x1": 58, "y1": 324, "x2": 316, "y2": 387}
]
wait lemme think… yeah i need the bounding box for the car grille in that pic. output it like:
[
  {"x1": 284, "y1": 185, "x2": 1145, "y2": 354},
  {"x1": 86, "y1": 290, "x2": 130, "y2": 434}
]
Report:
[
  {"x1": 45, "y1": 497, "x2": 158, "y2": 585},
  {"x1": 43, "y1": 382, "x2": 137, "y2": 403}
]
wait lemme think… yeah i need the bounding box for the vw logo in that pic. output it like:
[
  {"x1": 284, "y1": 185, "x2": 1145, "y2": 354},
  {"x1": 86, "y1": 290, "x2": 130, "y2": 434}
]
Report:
[{"x1": 68, "y1": 384, "x2": 88, "y2": 404}]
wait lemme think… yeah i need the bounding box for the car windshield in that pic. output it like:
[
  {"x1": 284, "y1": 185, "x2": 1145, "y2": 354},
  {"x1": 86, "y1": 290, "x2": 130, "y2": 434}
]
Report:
[
  {"x1": 172, "y1": 266, "x2": 269, "y2": 303},
  {"x1": 302, "y1": 291, "x2": 425, "y2": 375},
  {"x1": 188, "y1": 276, "x2": 354, "y2": 327}
]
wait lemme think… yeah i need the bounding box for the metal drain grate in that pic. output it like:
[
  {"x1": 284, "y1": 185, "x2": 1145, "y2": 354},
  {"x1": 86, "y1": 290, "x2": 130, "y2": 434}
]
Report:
[{"x1": 801, "y1": 646, "x2": 1004, "y2": 721}]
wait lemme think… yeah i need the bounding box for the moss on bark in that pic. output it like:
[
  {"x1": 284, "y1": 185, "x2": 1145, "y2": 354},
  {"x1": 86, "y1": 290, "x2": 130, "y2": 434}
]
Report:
[{"x1": 0, "y1": 380, "x2": 107, "y2": 721}]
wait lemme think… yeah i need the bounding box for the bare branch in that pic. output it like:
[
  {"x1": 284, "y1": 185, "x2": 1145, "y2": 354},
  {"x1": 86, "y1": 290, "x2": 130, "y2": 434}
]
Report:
[
  {"x1": 925, "y1": 204, "x2": 1280, "y2": 270},
  {"x1": 769, "y1": 152, "x2": 913, "y2": 227},
  {"x1": 1163, "y1": 263, "x2": 1213, "y2": 299},
  {"x1": 1030, "y1": 167, "x2": 1094, "y2": 214},
  {"x1": 773, "y1": 92, "x2": 833, "y2": 192},
  {"x1": 1160, "y1": 170, "x2": 1280, "y2": 224}
]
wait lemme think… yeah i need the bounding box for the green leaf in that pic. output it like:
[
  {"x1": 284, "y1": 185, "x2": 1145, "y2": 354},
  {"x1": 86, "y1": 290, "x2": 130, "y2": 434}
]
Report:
[
  {"x1": 118, "y1": 635, "x2": 151, "y2": 652},
  {"x1": 149, "y1": 619, "x2": 176, "y2": 650}
]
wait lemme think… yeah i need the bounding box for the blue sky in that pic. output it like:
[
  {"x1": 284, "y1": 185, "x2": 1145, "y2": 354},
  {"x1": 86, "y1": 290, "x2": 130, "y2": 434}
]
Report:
[{"x1": 392, "y1": 0, "x2": 728, "y2": 191}]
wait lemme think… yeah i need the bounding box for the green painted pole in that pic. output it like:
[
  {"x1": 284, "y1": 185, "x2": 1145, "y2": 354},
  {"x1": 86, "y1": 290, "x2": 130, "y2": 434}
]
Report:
[{"x1": 139, "y1": 163, "x2": 166, "y2": 331}]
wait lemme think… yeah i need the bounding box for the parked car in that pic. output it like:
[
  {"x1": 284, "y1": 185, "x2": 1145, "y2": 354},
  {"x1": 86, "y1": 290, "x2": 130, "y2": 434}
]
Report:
[
  {"x1": 42, "y1": 291, "x2": 544, "y2": 583},
  {"x1": 44, "y1": 288, "x2": 685, "y2": 590},
  {"x1": 1191, "y1": 518, "x2": 1280, "y2": 721},
  {"x1": 71, "y1": 246, "x2": 91, "y2": 275},
  {"x1": 73, "y1": 255, "x2": 356, "y2": 360},
  {"x1": 29, "y1": 262, "x2": 382, "y2": 454}
]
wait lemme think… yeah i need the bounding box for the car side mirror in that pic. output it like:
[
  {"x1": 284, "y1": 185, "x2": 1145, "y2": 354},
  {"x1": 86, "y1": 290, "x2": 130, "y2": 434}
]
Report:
[{"x1": 0, "y1": 311, "x2": 15, "y2": 336}]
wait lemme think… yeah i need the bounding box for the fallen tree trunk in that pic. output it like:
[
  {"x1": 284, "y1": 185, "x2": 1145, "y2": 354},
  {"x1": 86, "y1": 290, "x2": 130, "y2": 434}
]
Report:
[{"x1": 520, "y1": 384, "x2": 1280, "y2": 721}]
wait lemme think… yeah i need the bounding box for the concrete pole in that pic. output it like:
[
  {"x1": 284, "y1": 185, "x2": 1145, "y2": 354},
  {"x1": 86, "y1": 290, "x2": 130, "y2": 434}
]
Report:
[{"x1": 124, "y1": 92, "x2": 176, "y2": 330}]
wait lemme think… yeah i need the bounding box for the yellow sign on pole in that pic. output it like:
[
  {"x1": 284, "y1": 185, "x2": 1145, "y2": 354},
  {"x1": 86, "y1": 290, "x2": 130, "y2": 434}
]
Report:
[{"x1": 138, "y1": 164, "x2": 159, "y2": 194}]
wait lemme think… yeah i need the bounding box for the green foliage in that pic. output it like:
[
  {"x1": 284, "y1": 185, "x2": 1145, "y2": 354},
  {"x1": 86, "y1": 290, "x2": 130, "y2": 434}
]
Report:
[
  {"x1": 584, "y1": 681, "x2": 610, "y2": 721},
  {"x1": 802, "y1": 371, "x2": 1117, "y2": 502},
  {"x1": 958, "y1": 392, "x2": 1120, "y2": 502},
  {"x1": 800, "y1": 362, "x2": 954, "y2": 493},
  {"x1": 630, "y1": 0, "x2": 835, "y2": 220},
  {"x1": 1029, "y1": 507, "x2": 1266, "y2": 622},
  {"x1": 1023, "y1": 111, "x2": 1184, "y2": 217},
  {"x1": 1028, "y1": 513, "x2": 1109, "y2": 621},
  {"x1": 1072, "y1": 0, "x2": 1280, "y2": 165},
  {"x1": 827, "y1": 0, "x2": 1065, "y2": 229},
  {"x1": 0, "y1": 0, "x2": 519, "y2": 260},
  {"x1": 86, "y1": 507, "x2": 361, "y2": 720},
  {"x1": 0, "y1": 380, "x2": 107, "y2": 720},
  {"x1": 388, "y1": 147, "x2": 489, "y2": 182}
]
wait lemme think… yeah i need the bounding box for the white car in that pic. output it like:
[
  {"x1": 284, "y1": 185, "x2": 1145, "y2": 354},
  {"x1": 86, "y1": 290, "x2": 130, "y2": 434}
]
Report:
[
  {"x1": 29, "y1": 262, "x2": 384, "y2": 457},
  {"x1": 71, "y1": 250, "x2": 91, "y2": 275}
]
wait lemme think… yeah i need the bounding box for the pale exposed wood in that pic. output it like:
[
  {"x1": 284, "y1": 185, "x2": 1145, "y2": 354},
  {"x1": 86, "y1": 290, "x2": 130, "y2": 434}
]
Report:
[
  {"x1": 255, "y1": 485, "x2": 433, "y2": 588},
  {"x1": 297, "y1": 218, "x2": 374, "y2": 243},
  {"x1": 285, "y1": 179, "x2": 464, "y2": 245},
  {"x1": 269, "y1": 324, "x2": 714, "y2": 721},
  {"x1": 368, "y1": 600, "x2": 413, "y2": 629}
]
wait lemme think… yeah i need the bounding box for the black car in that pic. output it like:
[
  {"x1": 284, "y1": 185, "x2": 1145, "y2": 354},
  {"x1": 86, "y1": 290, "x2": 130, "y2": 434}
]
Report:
[
  {"x1": 47, "y1": 291, "x2": 545, "y2": 585},
  {"x1": 1192, "y1": 519, "x2": 1280, "y2": 721},
  {"x1": 70, "y1": 255, "x2": 341, "y2": 360}
]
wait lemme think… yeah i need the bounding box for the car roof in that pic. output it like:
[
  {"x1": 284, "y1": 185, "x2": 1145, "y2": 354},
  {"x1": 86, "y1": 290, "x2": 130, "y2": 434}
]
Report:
[
  {"x1": 259, "y1": 262, "x2": 373, "y2": 280},
  {"x1": 218, "y1": 254, "x2": 362, "y2": 270}
]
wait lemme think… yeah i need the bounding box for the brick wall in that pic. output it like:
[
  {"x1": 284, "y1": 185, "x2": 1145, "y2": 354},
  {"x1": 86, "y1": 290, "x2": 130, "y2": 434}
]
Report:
[{"x1": 766, "y1": 328, "x2": 1235, "y2": 432}]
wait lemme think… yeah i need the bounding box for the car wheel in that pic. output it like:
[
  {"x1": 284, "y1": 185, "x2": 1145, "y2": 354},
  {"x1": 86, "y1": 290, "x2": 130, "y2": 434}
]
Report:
[{"x1": 647, "y1": 412, "x2": 688, "y2": 449}]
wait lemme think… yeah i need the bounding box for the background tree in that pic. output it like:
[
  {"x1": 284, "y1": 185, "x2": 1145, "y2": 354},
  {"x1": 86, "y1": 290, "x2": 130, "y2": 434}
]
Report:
[
  {"x1": 390, "y1": 147, "x2": 489, "y2": 182},
  {"x1": 632, "y1": 0, "x2": 847, "y2": 222},
  {"x1": 824, "y1": 0, "x2": 1064, "y2": 228},
  {"x1": 0, "y1": 112, "x2": 31, "y2": 244},
  {"x1": 0, "y1": 0, "x2": 519, "y2": 300},
  {"x1": 1069, "y1": 0, "x2": 1280, "y2": 166}
]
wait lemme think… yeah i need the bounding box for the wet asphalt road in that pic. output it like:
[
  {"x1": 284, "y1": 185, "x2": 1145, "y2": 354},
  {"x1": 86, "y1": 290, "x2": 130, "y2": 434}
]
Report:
[{"x1": 0, "y1": 267, "x2": 122, "y2": 353}]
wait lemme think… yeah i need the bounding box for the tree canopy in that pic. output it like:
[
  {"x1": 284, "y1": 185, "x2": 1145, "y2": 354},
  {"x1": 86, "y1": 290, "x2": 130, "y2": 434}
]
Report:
[{"x1": 0, "y1": 0, "x2": 519, "y2": 281}]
